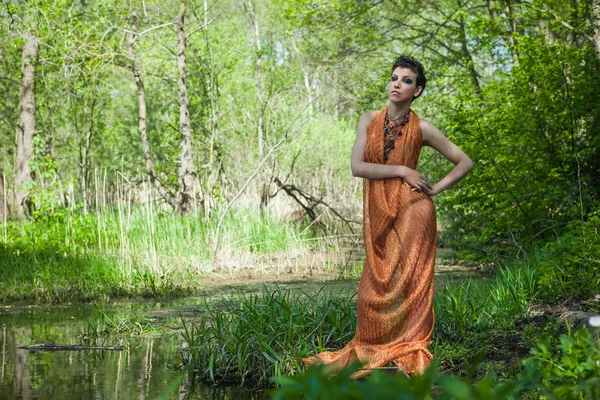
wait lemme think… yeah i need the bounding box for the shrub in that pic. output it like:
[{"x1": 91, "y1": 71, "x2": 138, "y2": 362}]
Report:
[{"x1": 271, "y1": 327, "x2": 600, "y2": 400}]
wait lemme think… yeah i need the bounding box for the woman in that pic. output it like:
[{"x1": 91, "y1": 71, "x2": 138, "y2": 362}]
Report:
[{"x1": 303, "y1": 56, "x2": 474, "y2": 377}]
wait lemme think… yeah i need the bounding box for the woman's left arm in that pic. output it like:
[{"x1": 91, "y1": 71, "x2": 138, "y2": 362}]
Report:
[{"x1": 418, "y1": 120, "x2": 474, "y2": 196}]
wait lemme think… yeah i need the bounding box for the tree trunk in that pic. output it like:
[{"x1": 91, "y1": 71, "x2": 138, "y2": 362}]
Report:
[
  {"x1": 246, "y1": 0, "x2": 265, "y2": 158},
  {"x1": 13, "y1": 11, "x2": 38, "y2": 218},
  {"x1": 77, "y1": 97, "x2": 96, "y2": 215},
  {"x1": 593, "y1": 0, "x2": 600, "y2": 61},
  {"x1": 457, "y1": 0, "x2": 482, "y2": 98},
  {"x1": 538, "y1": 17, "x2": 556, "y2": 45},
  {"x1": 128, "y1": 11, "x2": 178, "y2": 209},
  {"x1": 487, "y1": 0, "x2": 519, "y2": 64},
  {"x1": 176, "y1": 0, "x2": 197, "y2": 214},
  {"x1": 0, "y1": 168, "x2": 7, "y2": 223},
  {"x1": 203, "y1": 0, "x2": 219, "y2": 216},
  {"x1": 245, "y1": 0, "x2": 272, "y2": 209},
  {"x1": 291, "y1": 37, "x2": 314, "y2": 119}
]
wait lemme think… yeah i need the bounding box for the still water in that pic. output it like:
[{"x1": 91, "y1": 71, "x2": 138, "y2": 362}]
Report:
[
  {"x1": 0, "y1": 280, "x2": 358, "y2": 400},
  {"x1": 0, "y1": 266, "x2": 477, "y2": 400},
  {"x1": 0, "y1": 293, "x2": 279, "y2": 400},
  {"x1": 1, "y1": 302, "x2": 181, "y2": 399}
]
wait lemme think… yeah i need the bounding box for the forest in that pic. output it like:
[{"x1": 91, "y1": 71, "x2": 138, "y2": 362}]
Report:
[{"x1": 1, "y1": 0, "x2": 600, "y2": 399}]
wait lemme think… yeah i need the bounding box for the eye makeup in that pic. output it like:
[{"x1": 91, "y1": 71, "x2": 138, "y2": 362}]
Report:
[{"x1": 390, "y1": 75, "x2": 414, "y2": 84}]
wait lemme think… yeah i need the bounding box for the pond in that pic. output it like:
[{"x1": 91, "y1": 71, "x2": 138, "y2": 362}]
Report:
[{"x1": 1, "y1": 263, "x2": 481, "y2": 399}]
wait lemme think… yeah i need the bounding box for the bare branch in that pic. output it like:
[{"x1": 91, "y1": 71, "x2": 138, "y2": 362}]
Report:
[{"x1": 121, "y1": 21, "x2": 176, "y2": 40}]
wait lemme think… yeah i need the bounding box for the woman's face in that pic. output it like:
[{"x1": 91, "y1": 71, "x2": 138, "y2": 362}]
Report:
[{"x1": 388, "y1": 67, "x2": 422, "y2": 103}]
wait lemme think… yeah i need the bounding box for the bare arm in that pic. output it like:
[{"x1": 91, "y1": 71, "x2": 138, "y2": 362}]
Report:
[
  {"x1": 420, "y1": 119, "x2": 474, "y2": 195},
  {"x1": 350, "y1": 111, "x2": 412, "y2": 180}
]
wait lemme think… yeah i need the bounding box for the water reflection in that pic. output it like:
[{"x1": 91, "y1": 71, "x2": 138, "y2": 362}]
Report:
[
  {"x1": 0, "y1": 269, "x2": 477, "y2": 399},
  {"x1": 0, "y1": 304, "x2": 265, "y2": 399}
]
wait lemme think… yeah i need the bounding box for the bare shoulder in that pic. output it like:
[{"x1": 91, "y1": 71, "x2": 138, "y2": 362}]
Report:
[
  {"x1": 356, "y1": 111, "x2": 378, "y2": 139},
  {"x1": 359, "y1": 110, "x2": 378, "y2": 125},
  {"x1": 419, "y1": 119, "x2": 445, "y2": 145},
  {"x1": 419, "y1": 119, "x2": 442, "y2": 134}
]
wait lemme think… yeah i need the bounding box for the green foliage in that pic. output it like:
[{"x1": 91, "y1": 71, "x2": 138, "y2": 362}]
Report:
[
  {"x1": 178, "y1": 256, "x2": 552, "y2": 389},
  {"x1": 516, "y1": 327, "x2": 600, "y2": 399},
  {"x1": 431, "y1": 266, "x2": 539, "y2": 376},
  {"x1": 270, "y1": 360, "x2": 517, "y2": 400},
  {"x1": 532, "y1": 217, "x2": 600, "y2": 303},
  {"x1": 496, "y1": 216, "x2": 600, "y2": 305},
  {"x1": 179, "y1": 286, "x2": 357, "y2": 387},
  {"x1": 27, "y1": 135, "x2": 67, "y2": 218},
  {"x1": 434, "y1": 263, "x2": 536, "y2": 343},
  {"x1": 2, "y1": 0, "x2": 598, "y2": 268},
  {"x1": 270, "y1": 326, "x2": 600, "y2": 399},
  {"x1": 431, "y1": 30, "x2": 600, "y2": 259},
  {"x1": 2, "y1": 1, "x2": 600, "y2": 397},
  {"x1": 0, "y1": 241, "x2": 126, "y2": 302},
  {"x1": 0, "y1": 205, "x2": 310, "y2": 302},
  {"x1": 84, "y1": 303, "x2": 161, "y2": 337},
  {"x1": 175, "y1": 231, "x2": 599, "y2": 389}
]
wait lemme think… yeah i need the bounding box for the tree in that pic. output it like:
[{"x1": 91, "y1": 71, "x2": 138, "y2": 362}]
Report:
[
  {"x1": 13, "y1": 7, "x2": 38, "y2": 218},
  {"x1": 128, "y1": 10, "x2": 178, "y2": 210},
  {"x1": 0, "y1": 168, "x2": 6, "y2": 223},
  {"x1": 244, "y1": 0, "x2": 267, "y2": 159},
  {"x1": 176, "y1": 0, "x2": 197, "y2": 214},
  {"x1": 594, "y1": 0, "x2": 600, "y2": 60}
]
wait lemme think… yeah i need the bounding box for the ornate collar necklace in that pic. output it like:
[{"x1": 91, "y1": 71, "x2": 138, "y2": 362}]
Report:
[{"x1": 383, "y1": 110, "x2": 410, "y2": 162}]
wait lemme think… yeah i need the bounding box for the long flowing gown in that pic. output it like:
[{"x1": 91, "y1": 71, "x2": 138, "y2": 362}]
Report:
[{"x1": 303, "y1": 107, "x2": 437, "y2": 378}]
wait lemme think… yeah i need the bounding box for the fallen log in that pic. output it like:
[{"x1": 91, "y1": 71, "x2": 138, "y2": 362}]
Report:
[{"x1": 18, "y1": 344, "x2": 123, "y2": 351}]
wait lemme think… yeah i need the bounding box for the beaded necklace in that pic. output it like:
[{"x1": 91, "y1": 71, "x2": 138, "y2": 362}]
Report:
[{"x1": 383, "y1": 111, "x2": 410, "y2": 162}]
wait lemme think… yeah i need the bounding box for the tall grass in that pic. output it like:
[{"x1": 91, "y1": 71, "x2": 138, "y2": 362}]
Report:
[
  {"x1": 84, "y1": 302, "x2": 163, "y2": 337},
  {"x1": 177, "y1": 261, "x2": 550, "y2": 389},
  {"x1": 434, "y1": 264, "x2": 537, "y2": 341},
  {"x1": 180, "y1": 286, "x2": 357, "y2": 387},
  {"x1": 0, "y1": 202, "x2": 322, "y2": 302}
]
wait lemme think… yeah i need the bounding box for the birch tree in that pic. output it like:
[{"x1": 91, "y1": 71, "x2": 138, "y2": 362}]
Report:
[
  {"x1": 128, "y1": 11, "x2": 178, "y2": 210},
  {"x1": 0, "y1": 168, "x2": 6, "y2": 223},
  {"x1": 176, "y1": 0, "x2": 197, "y2": 214},
  {"x1": 594, "y1": 0, "x2": 600, "y2": 60},
  {"x1": 244, "y1": 0, "x2": 266, "y2": 159},
  {"x1": 13, "y1": 8, "x2": 38, "y2": 218}
]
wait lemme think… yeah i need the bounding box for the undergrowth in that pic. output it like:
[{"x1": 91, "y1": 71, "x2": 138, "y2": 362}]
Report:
[
  {"x1": 177, "y1": 265, "x2": 546, "y2": 388},
  {"x1": 180, "y1": 286, "x2": 357, "y2": 387},
  {"x1": 528, "y1": 216, "x2": 600, "y2": 304},
  {"x1": 0, "y1": 205, "x2": 315, "y2": 302},
  {"x1": 270, "y1": 326, "x2": 600, "y2": 399},
  {"x1": 178, "y1": 217, "x2": 600, "y2": 389}
]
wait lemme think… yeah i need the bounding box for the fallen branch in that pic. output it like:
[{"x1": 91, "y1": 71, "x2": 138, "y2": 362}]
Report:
[{"x1": 273, "y1": 177, "x2": 357, "y2": 234}]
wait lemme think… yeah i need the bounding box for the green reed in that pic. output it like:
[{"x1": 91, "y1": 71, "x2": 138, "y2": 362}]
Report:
[
  {"x1": 177, "y1": 258, "x2": 563, "y2": 388},
  {"x1": 0, "y1": 204, "x2": 314, "y2": 302},
  {"x1": 179, "y1": 285, "x2": 357, "y2": 387},
  {"x1": 434, "y1": 262, "x2": 537, "y2": 342},
  {"x1": 85, "y1": 303, "x2": 162, "y2": 337}
]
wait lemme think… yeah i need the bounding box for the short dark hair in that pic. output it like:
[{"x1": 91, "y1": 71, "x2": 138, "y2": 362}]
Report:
[{"x1": 391, "y1": 56, "x2": 427, "y2": 101}]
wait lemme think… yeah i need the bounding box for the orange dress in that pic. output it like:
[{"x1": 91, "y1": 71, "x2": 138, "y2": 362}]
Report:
[{"x1": 303, "y1": 107, "x2": 436, "y2": 378}]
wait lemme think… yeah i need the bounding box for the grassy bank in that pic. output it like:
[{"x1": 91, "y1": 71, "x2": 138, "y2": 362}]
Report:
[
  {"x1": 0, "y1": 205, "x2": 320, "y2": 302},
  {"x1": 178, "y1": 217, "x2": 600, "y2": 389},
  {"x1": 270, "y1": 325, "x2": 600, "y2": 399},
  {"x1": 178, "y1": 268, "x2": 542, "y2": 388}
]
